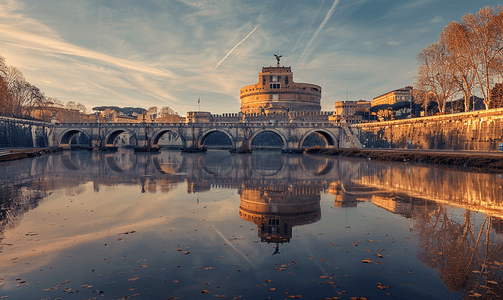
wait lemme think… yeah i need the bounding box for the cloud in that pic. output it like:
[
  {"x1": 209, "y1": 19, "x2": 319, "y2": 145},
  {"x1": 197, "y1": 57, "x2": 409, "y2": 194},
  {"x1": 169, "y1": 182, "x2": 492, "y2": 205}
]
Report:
[
  {"x1": 430, "y1": 16, "x2": 444, "y2": 24},
  {"x1": 387, "y1": 41, "x2": 401, "y2": 46}
]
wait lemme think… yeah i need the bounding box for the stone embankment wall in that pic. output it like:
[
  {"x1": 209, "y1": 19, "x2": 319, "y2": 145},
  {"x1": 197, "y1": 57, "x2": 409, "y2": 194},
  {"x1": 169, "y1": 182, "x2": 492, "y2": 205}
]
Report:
[
  {"x1": 0, "y1": 117, "x2": 55, "y2": 148},
  {"x1": 354, "y1": 108, "x2": 503, "y2": 151}
]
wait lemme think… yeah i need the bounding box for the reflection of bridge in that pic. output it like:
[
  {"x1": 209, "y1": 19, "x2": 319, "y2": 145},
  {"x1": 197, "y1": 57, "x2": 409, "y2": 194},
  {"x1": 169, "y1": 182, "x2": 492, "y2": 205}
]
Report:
[{"x1": 54, "y1": 121, "x2": 354, "y2": 150}]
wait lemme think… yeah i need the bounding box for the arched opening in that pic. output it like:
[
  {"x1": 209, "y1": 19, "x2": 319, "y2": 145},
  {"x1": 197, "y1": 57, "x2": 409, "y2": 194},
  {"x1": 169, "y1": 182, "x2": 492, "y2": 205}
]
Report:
[
  {"x1": 301, "y1": 130, "x2": 336, "y2": 148},
  {"x1": 113, "y1": 132, "x2": 137, "y2": 148},
  {"x1": 152, "y1": 130, "x2": 184, "y2": 149},
  {"x1": 60, "y1": 130, "x2": 91, "y2": 148},
  {"x1": 302, "y1": 132, "x2": 328, "y2": 147},
  {"x1": 201, "y1": 131, "x2": 233, "y2": 149},
  {"x1": 251, "y1": 131, "x2": 284, "y2": 149},
  {"x1": 105, "y1": 130, "x2": 136, "y2": 147}
]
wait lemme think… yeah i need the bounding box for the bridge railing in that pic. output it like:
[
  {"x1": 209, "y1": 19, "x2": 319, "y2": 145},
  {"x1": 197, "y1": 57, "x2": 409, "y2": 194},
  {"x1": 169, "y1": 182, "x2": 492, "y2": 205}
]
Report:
[{"x1": 55, "y1": 121, "x2": 343, "y2": 128}]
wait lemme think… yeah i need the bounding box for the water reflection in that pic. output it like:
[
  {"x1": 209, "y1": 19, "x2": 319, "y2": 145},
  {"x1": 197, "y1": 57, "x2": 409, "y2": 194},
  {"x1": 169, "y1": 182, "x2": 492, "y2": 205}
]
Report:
[{"x1": 1, "y1": 150, "x2": 503, "y2": 299}]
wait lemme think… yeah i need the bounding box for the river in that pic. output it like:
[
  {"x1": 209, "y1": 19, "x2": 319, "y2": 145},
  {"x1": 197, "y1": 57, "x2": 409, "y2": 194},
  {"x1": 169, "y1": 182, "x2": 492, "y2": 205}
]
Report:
[{"x1": 0, "y1": 149, "x2": 502, "y2": 299}]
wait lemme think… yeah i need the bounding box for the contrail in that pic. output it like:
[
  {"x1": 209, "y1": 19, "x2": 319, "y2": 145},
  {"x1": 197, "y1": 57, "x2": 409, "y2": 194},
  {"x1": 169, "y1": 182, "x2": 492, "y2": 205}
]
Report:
[
  {"x1": 214, "y1": 24, "x2": 261, "y2": 70},
  {"x1": 298, "y1": 0, "x2": 340, "y2": 64},
  {"x1": 213, "y1": 226, "x2": 256, "y2": 268}
]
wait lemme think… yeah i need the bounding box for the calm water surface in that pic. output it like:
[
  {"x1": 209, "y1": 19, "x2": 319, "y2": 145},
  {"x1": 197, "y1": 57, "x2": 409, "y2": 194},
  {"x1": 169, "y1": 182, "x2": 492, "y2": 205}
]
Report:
[{"x1": 0, "y1": 150, "x2": 502, "y2": 299}]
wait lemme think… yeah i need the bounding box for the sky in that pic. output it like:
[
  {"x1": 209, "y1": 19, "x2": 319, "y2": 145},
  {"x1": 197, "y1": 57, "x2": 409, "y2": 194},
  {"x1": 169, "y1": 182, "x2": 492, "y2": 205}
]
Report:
[{"x1": 0, "y1": 0, "x2": 501, "y2": 115}]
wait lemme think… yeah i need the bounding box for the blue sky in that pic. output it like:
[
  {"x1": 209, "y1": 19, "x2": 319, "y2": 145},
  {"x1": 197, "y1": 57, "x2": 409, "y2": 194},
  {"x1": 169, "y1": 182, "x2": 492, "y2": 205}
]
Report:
[{"x1": 0, "y1": 0, "x2": 501, "y2": 114}]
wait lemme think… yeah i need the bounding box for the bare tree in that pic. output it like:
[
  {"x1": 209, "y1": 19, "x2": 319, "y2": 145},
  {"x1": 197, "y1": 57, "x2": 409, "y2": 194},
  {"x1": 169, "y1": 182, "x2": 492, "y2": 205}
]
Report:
[
  {"x1": 415, "y1": 42, "x2": 457, "y2": 113},
  {"x1": 461, "y1": 6, "x2": 503, "y2": 109},
  {"x1": 0, "y1": 76, "x2": 11, "y2": 116},
  {"x1": 440, "y1": 21, "x2": 477, "y2": 112}
]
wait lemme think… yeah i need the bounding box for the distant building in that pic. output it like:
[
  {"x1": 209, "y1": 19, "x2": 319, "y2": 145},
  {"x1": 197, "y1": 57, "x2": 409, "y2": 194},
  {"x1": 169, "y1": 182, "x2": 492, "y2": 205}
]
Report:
[
  {"x1": 372, "y1": 86, "x2": 412, "y2": 107},
  {"x1": 329, "y1": 100, "x2": 371, "y2": 124},
  {"x1": 240, "y1": 63, "x2": 322, "y2": 114},
  {"x1": 186, "y1": 111, "x2": 211, "y2": 123}
]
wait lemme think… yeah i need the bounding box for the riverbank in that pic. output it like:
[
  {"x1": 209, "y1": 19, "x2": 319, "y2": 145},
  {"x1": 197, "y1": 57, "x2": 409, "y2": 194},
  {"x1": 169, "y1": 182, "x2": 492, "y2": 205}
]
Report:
[
  {"x1": 0, "y1": 147, "x2": 64, "y2": 162},
  {"x1": 305, "y1": 148, "x2": 503, "y2": 173}
]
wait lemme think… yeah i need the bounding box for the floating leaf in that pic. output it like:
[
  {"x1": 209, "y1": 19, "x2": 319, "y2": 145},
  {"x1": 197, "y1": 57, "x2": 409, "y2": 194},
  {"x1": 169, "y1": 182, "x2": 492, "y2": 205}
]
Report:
[
  {"x1": 362, "y1": 259, "x2": 372, "y2": 264},
  {"x1": 377, "y1": 282, "x2": 389, "y2": 290}
]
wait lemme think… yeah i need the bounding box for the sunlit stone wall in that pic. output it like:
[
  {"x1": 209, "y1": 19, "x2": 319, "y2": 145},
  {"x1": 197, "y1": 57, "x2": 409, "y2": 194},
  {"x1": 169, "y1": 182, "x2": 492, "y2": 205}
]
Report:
[{"x1": 354, "y1": 108, "x2": 503, "y2": 151}]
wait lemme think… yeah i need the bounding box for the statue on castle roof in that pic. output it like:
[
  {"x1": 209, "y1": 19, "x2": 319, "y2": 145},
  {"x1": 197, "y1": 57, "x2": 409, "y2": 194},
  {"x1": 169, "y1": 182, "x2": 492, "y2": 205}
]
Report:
[{"x1": 274, "y1": 54, "x2": 282, "y2": 66}]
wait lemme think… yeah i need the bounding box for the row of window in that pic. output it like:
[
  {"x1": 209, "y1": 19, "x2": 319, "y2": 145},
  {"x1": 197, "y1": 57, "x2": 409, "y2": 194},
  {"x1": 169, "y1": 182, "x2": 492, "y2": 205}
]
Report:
[
  {"x1": 270, "y1": 83, "x2": 281, "y2": 89},
  {"x1": 263, "y1": 75, "x2": 289, "y2": 85}
]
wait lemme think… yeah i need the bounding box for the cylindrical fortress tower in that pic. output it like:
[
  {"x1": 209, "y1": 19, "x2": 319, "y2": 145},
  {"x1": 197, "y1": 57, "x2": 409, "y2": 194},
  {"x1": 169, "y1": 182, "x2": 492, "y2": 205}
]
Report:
[{"x1": 240, "y1": 66, "x2": 322, "y2": 114}]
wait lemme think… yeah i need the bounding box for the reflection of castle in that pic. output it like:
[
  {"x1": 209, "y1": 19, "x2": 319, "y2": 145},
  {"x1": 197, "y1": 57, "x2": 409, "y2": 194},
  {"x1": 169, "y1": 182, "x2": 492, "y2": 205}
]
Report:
[{"x1": 238, "y1": 186, "x2": 321, "y2": 245}]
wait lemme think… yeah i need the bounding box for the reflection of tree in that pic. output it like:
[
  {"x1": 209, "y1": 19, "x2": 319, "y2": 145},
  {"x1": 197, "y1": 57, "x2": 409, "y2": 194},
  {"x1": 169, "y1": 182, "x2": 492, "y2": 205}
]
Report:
[
  {"x1": 0, "y1": 186, "x2": 47, "y2": 251},
  {"x1": 414, "y1": 205, "x2": 503, "y2": 298}
]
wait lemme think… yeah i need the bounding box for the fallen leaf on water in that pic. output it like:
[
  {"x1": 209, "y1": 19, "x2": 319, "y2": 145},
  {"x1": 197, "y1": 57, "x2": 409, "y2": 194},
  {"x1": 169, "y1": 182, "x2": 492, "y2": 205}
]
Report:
[
  {"x1": 362, "y1": 259, "x2": 372, "y2": 264},
  {"x1": 202, "y1": 290, "x2": 210, "y2": 293},
  {"x1": 269, "y1": 288, "x2": 276, "y2": 291},
  {"x1": 266, "y1": 280, "x2": 273, "y2": 282},
  {"x1": 375, "y1": 254, "x2": 383, "y2": 258},
  {"x1": 140, "y1": 265, "x2": 148, "y2": 268},
  {"x1": 377, "y1": 282, "x2": 389, "y2": 290},
  {"x1": 184, "y1": 251, "x2": 190, "y2": 255}
]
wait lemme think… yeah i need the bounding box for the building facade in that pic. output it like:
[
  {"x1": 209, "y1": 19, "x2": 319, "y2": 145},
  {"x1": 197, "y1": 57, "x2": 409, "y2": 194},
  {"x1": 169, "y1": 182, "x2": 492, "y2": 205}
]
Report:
[
  {"x1": 371, "y1": 86, "x2": 412, "y2": 107},
  {"x1": 240, "y1": 66, "x2": 322, "y2": 114}
]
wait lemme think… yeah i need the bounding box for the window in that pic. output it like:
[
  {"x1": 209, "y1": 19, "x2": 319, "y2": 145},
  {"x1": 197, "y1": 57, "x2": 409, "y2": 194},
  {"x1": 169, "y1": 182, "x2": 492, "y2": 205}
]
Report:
[
  {"x1": 270, "y1": 75, "x2": 280, "y2": 82},
  {"x1": 270, "y1": 94, "x2": 279, "y2": 101},
  {"x1": 269, "y1": 84, "x2": 281, "y2": 89},
  {"x1": 269, "y1": 219, "x2": 280, "y2": 226},
  {"x1": 285, "y1": 76, "x2": 288, "y2": 85}
]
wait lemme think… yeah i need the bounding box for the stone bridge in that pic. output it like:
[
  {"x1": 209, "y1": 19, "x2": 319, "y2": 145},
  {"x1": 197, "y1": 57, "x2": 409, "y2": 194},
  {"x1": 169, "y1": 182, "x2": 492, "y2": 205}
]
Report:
[{"x1": 54, "y1": 121, "x2": 354, "y2": 150}]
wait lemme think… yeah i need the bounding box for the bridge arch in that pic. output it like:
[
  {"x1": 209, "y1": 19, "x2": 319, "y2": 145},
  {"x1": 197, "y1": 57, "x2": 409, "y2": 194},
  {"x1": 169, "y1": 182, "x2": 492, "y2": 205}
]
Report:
[
  {"x1": 300, "y1": 129, "x2": 338, "y2": 148},
  {"x1": 105, "y1": 128, "x2": 138, "y2": 147},
  {"x1": 249, "y1": 129, "x2": 287, "y2": 149},
  {"x1": 152, "y1": 129, "x2": 186, "y2": 148},
  {"x1": 58, "y1": 129, "x2": 92, "y2": 148},
  {"x1": 199, "y1": 129, "x2": 235, "y2": 148}
]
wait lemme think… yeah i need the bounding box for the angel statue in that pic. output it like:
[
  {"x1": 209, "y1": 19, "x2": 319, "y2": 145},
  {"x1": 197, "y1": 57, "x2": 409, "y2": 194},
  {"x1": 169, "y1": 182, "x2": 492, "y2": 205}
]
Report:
[{"x1": 274, "y1": 54, "x2": 282, "y2": 65}]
